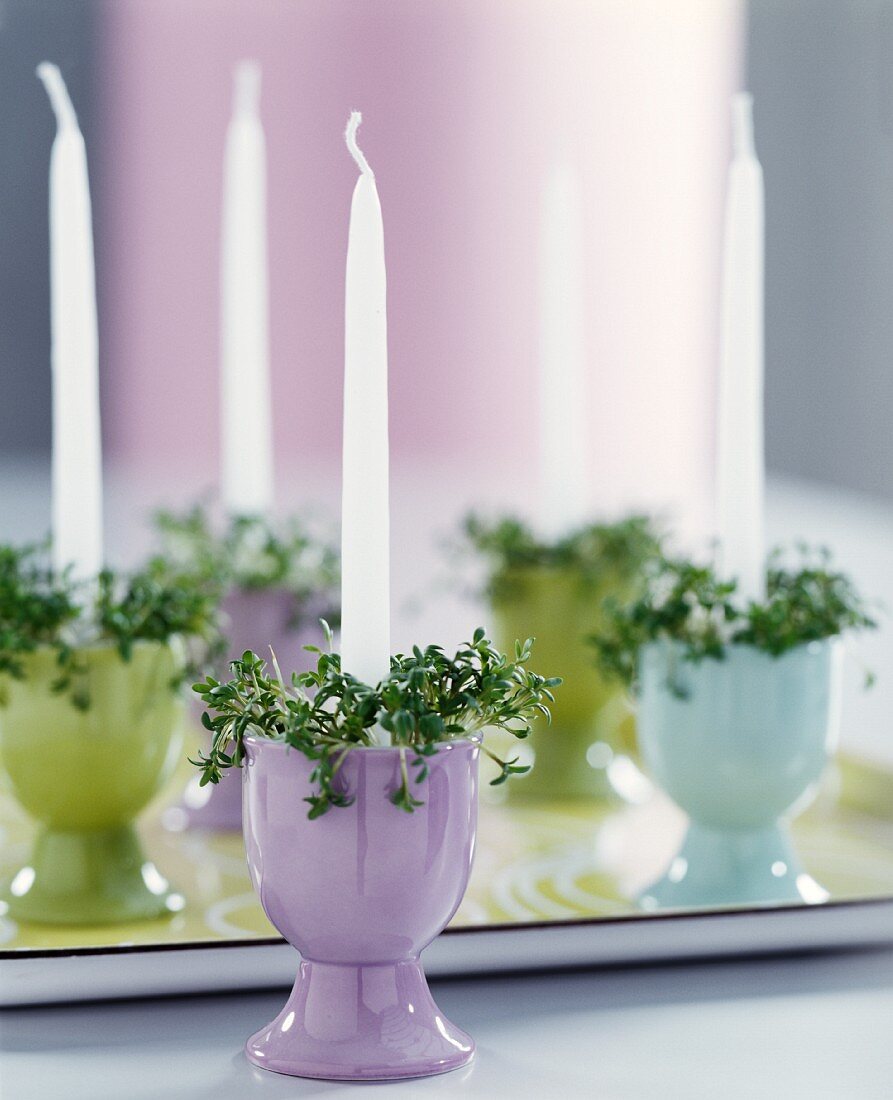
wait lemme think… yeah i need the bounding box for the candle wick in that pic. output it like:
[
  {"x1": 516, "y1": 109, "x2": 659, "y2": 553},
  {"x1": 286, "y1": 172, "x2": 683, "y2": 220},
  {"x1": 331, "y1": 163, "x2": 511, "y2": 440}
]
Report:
[
  {"x1": 234, "y1": 59, "x2": 262, "y2": 116},
  {"x1": 345, "y1": 111, "x2": 374, "y2": 178},
  {"x1": 36, "y1": 62, "x2": 79, "y2": 131},
  {"x1": 731, "y1": 92, "x2": 755, "y2": 158}
]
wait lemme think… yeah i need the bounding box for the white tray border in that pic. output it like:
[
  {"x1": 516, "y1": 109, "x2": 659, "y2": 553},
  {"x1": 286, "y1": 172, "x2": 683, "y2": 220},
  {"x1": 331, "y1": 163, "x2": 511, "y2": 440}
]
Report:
[{"x1": 3, "y1": 896, "x2": 892, "y2": 1006}]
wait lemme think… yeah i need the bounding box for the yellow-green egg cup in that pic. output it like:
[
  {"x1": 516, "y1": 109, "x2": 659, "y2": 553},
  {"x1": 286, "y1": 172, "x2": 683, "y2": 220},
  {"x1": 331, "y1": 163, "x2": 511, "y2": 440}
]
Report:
[
  {"x1": 0, "y1": 640, "x2": 186, "y2": 925},
  {"x1": 491, "y1": 564, "x2": 637, "y2": 802}
]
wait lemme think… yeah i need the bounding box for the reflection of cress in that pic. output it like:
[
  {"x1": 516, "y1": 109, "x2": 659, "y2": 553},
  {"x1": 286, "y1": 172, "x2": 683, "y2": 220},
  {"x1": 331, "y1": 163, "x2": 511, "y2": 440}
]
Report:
[
  {"x1": 463, "y1": 514, "x2": 660, "y2": 803},
  {"x1": 154, "y1": 507, "x2": 341, "y2": 833},
  {"x1": 175, "y1": 587, "x2": 325, "y2": 831},
  {"x1": 492, "y1": 562, "x2": 640, "y2": 802}
]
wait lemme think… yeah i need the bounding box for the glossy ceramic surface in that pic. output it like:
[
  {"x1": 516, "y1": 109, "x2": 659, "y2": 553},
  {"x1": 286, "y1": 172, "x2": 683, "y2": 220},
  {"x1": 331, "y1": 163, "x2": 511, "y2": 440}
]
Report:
[
  {"x1": 637, "y1": 638, "x2": 843, "y2": 908},
  {"x1": 492, "y1": 564, "x2": 638, "y2": 801},
  {"x1": 178, "y1": 588, "x2": 310, "y2": 831},
  {"x1": 242, "y1": 737, "x2": 478, "y2": 1080},
  {"x1": 0, "y1": 640, "x2": 186, "y2": 924}
]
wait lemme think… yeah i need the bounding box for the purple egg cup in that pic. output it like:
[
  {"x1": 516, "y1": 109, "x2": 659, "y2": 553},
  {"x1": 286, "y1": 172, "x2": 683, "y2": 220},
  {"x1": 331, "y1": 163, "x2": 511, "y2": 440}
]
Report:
[
  {"x1": 178, "y1": 588, "x2": 323, "y2": 831},
  {"x1": 242, "y1": 736, "x2": 479, "y2": 1081}
]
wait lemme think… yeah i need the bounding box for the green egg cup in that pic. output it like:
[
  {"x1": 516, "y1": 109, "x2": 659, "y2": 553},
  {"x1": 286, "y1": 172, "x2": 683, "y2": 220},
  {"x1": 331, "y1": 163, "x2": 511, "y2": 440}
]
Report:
[
  {"x1": 0, "y1": 640, "x2": 186, "y2": 925},
  {"x1": 491, "y1": 565, "x2": 637, "y2": 803}
]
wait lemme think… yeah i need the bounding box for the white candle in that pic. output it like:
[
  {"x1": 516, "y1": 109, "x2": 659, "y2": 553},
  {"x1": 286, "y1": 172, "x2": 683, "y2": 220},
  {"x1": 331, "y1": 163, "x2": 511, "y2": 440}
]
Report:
[
  {"x1": 220, "y1": 60, "x2": 273, "y2": 517},
  {"x1": 716, "y1": 93, "x2": 765, "y2": 605},
  {"x1": 341, "y1": 113, "x2": 391, "y2": 711},
  {"x1": 539, "y1": 163, "x2": 588, "y2": 539},
  {"x1": 37, "y1": 63, "x2": 103, "y2": 583}
]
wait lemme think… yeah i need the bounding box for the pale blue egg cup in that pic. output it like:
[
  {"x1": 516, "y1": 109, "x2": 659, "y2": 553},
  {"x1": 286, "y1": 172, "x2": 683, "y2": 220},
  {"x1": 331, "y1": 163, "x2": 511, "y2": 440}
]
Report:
[{"x1": 637, "y1": 638, "x2": 842, "y2": 910}]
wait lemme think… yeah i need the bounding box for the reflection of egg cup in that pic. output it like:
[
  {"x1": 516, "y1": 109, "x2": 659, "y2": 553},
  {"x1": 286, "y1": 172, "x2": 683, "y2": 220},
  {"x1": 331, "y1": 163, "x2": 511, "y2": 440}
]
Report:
[
  {"x1": 492, "y1": 565, "x2": 637, "y2": 801},
  {"x1": 637, "y1": 639, "x2": 842, "y2": 910},
  {"x1": 243, "y1": 737, "x2": 478, "y2": 1081},
  {"x1": 0, "y1": 641, "x2": 186, "y2": 925},
  {"x1": 178, "y1": 588, "x2": 313, "y2": 831}
]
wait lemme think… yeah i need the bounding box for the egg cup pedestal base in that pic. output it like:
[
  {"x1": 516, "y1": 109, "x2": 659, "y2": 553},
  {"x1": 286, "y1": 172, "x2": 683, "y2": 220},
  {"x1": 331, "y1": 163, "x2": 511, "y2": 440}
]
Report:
[
  {"x1": 2, "y1": 823, "x2": 183, "y2": 925},
  {"x1": 246, "y1": 957, "x2": 474, "y2": 1081},
  {"x1": 639, "y1": 821, "x2": 825, "y2": 911}
]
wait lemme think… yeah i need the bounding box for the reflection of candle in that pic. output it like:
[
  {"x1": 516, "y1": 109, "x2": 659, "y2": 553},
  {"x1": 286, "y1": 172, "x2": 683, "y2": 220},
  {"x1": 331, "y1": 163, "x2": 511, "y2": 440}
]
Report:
[
  {"x1": 341, "y1": 113, "x2": 391, "y2": 711},
  {"x1": 716, "y1": 93, "x2": 765, "y2": 605},
  {"x1": 37, "y1": 63, "x2": 103, "y2": 583},
  {"x1": 220, "y1": 60, "x2": 273, "y2": 517},
  {"x1": 539, "y1": 163, "x2": 587, "y2": 539}
]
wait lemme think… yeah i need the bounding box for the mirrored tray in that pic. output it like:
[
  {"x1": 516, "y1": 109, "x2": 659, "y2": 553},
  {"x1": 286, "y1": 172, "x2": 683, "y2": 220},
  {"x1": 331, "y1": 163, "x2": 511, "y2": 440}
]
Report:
[{"x1": 3, "y1": 752, "x2": 893, "y2": 1005}]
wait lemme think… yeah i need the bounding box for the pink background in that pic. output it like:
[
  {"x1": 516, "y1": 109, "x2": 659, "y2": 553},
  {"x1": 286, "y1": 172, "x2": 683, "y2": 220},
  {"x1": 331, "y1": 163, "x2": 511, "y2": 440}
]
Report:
[{"x1": 96, "y1": 0, "x2": 742, "y2": 534}]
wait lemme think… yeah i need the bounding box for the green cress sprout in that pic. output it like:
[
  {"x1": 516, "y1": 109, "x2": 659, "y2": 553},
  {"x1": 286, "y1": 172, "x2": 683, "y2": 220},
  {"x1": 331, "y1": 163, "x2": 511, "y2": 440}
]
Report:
[
  {"x1": 457, "y1": 513, "x2": 662, "y2": 600},
  {"x1": 0, "y1": 543, "x2": 222, "y2": 709},
  {"x1": 192, "y1": 625, "x2": 561, "y2": 817},
  {"x1": 591, "y1": 547, "x2": 877, "y2": 696},
  {"x1": 154, "y1": 505, "x2": 340, "y2": 628}
]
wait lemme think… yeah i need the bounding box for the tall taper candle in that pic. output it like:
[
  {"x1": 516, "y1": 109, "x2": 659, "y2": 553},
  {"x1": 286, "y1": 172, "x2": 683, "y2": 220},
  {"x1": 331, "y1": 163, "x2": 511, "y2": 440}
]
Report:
[
  {"x1": 37, "y1": 63, "x2": 103, "y2": 583},
  {"x1": 539, "y1": 163, "x2": 588, "y2": 538},
  {"x1": 716, "y1": 93, "x2": 765, "y2": 605},
  {"x1": 220, "y1": 61, "x2": 273, "y2": 516},
  {"x1": 341, "y1": 113, "x2": 391, "y2": 712}
]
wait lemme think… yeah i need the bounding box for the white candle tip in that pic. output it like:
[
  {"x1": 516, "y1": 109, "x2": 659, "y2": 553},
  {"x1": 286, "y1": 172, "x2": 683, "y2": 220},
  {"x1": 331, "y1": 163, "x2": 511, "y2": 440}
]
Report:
[
  {"x1": 731, "y1": 92, "x2": 755, "y2": 157},
  {"x1": 234, "y1": 60, "x2": 261, "y2": 115},
  {"x1": 345, "y1": 110, "x2": 374, "y2": 178},
  {"x1": 36, "y1": 62, "x2": 78, "y2": 130}
]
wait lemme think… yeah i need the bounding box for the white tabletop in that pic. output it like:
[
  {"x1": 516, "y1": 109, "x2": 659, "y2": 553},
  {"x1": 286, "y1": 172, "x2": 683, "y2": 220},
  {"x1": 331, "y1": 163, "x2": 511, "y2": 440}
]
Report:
[{"x1": 2, "y1": 949, "x2": 892, "y2": 1099}]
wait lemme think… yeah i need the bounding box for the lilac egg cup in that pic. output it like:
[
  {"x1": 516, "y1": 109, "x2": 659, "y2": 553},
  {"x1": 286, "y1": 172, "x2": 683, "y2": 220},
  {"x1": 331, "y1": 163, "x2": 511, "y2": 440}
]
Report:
[
  {"x1": 178, "y1": 588, "x2": 314, "y2": 831},
  {"x1": 242, "y1": 736, "x2": 479, "y2": 1081}
]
